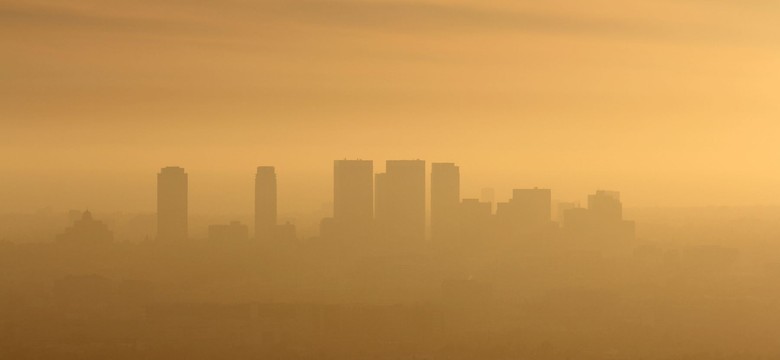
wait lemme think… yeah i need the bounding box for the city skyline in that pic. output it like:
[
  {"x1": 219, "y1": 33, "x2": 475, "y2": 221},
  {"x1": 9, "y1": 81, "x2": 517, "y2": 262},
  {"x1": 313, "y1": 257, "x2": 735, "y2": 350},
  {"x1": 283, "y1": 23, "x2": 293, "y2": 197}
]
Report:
[
  {"x1": 145, "y1": 160, "x2": 633, "y2": 243},
  {"x1": 4, "y1": 1, "x2": 780, "y2": 213},
  {"x1": 0, "y1": 160, "x2": 653, "y2": 215},
  {"x1": 2, "y1": 1, "x2": 778, "y2": 358}
]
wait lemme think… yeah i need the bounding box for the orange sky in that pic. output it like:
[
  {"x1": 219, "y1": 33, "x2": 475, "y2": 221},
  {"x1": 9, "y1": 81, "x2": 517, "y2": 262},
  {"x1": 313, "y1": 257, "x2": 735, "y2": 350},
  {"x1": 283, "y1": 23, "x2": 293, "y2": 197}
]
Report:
[{"x1": 2, "y1": 0, "x2": 780, "y2": 214}]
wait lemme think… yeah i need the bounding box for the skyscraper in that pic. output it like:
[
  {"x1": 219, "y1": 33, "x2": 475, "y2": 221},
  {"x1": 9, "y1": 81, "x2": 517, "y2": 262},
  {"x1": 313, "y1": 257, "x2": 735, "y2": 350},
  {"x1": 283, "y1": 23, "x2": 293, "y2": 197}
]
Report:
[
  {"x1": 157, "y1": 166, "x2": 188, "y2": 241},
  {"x1": 374, "y1": 172, "x2": 388, "y2": 223},
  {"x1": 480, "y1": 187, "x2": 496, "y2": 213},
  {"x1": 588, "y1": 190, "x2": 622, "y2": 222},
  {"x1": 431, "y1": 163, "x2": 460, "y2": 241},
  {"x1": 563, "y1": 190, "x2": 634, "y2": 242},
  {"x1": 458, "y1": 198, "x2": 492, "y2": 243},
  {"x1": 328, "y1": 159, "x2": 374, "y2": 241},
  {"x1": 255, "y1": 166, "x2": 277, "y2": 241},
  {"x1": 375, "y1": 160, "x2": 426, "y2": 242},
  {"x1": 334, "y1": 160, "x2": 374, "y2": 223},
  {"x1": 496, "y1": 188, "x2": 552, "y2": 238},
  {"x1": 510, "y1": 188, "x2": 552, "y2": 227}
]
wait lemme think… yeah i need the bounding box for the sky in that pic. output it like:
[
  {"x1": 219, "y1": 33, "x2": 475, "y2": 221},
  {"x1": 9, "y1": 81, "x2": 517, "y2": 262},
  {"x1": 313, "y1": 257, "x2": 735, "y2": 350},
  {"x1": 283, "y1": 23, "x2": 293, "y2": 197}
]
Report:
[{"x1": 2, "y1": 0, "x2": 780, "y2": 214}]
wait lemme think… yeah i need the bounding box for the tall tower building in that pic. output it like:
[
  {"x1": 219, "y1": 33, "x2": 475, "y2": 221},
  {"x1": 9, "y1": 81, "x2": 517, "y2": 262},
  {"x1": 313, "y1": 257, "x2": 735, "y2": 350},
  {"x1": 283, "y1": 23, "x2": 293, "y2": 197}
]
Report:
[
  {"x1": 588, "y1": 190, "x2": 623, "y2": 222},
  {"x1": 255, "y1": 166, "x2": 277, "y2": 241},
  {"x1": 374, "y1": 172, "x2": 388, "y2": 223},
  {"x1": 564, "y1": 190, "x2": 634, "y2": 242},
  {"x1": 510, "y1": 188, "x2": 552, "y2": 227},
  {"x1": 480, "y1": 187, "x2": 496, "y2": 213},
  {"x1": 157, "y1": 166, "x2": 188, "y2": 241},
  {"x1": 334, "y1": 160, "x2": 374, "y2": 224},
  {"x1": 375, "y1": 160, "x2": 426, "y2": 242},
  {"x1": 431, "y1": 163, "x2": 460, "y2": 241}
]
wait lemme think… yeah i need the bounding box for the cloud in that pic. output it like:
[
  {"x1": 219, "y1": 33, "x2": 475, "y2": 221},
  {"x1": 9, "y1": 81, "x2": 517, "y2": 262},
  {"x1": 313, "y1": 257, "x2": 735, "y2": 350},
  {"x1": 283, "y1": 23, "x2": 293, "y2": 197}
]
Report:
[
  {"x1": 0, "y1": 0, "x2": 775, "y2": 47},
  {"x1": 0, "y1": 2, "x2": 210, "y2": 34},
  {"x1": 272, "y1": 0, "x2": 780, "y2": 45},
  {"x1": 262, "y1": 1, "x2": 661, "y2": 37},
  {"x1": 0, "y1": 0, "x2": 711, "y2": 41}
]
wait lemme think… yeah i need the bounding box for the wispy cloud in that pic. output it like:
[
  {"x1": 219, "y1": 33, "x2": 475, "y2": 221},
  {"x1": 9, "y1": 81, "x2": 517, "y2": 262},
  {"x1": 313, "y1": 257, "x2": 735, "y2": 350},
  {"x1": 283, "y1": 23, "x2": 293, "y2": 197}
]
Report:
[
  {"x1": 296, "y1": 1, "x2": 665, "y2": 34},
  {"x1": 0, "y1": 0, "x2": 733, "y2": 41},
  {"x1": 1, "y1": 0, "x2": 777, "y2": 47},
  {"x1": 0, "y1": 2, "x2": 210, "y2": 34}
]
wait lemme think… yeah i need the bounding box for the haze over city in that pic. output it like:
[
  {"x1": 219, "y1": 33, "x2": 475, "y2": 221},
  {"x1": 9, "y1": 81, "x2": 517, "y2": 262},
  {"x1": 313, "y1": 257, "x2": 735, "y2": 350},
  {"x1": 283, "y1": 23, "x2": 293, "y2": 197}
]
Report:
[
  {"x1": 3, "y1": 0, "x2": 780, "y2": 213},
  {"x1": 3, "y1": 1, "x2": 780, "y2": 359}
]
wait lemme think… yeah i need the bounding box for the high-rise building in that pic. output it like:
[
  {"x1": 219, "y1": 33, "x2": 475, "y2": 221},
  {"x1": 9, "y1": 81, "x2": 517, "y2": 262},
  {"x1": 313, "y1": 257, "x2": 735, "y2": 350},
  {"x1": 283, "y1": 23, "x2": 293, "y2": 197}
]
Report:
[
  {"x1": 334, "y1": 160, "x2": 374, "y2": 223},
  {"x1": 556, "y1": 201, "x2": 578, "y2": 223},
  {"x1": 375, "y1": 160, "x2": 426, "y2": 242},
  {"x1": 562, "y1": 207, "x2": 592, "y2": 232},
  {"x1": 458, "y1": 198, "x2": 492, "y2": 243},
  {"x1": 480, "y1": 187, "x2": 495, "y2": 213},
  {"x1": 588, "y1": 190, "x2": 622, "y2": 222},
  {"x1": 510, "y1": 188, "x2": 552, "y2": 227},
  {"x1": 563, "y1": 190, "x2": 634, "y2": 242},
  {"x1": 495, "y1": 188, "x2": 552, "y2": 238},
  {"x1": 431, "y1": 163, "x2": 460, "y2": 241},
  {"x1": 255, "y1": 166, "x2": 277, "y2": 241},
  {"x1": 157, "y1": 166, "x2": 188, "y2": 241},
  {"x1": 57, "y1": 210, "x2": 113, "y2": 245},
  {"x1": 328, "y1": 159, "x2": 374, "y2": 241},
  {"x1": 208, "y1": 221, "x2": 249, "y2": 242},
  {"x1": 374, "y1": 172, "x2": 388, "y2": 222}
]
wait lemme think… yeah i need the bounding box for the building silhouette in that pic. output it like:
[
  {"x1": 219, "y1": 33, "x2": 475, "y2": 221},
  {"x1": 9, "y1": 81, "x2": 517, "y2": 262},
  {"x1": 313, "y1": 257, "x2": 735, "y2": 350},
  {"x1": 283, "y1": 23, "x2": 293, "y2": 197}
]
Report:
[
  {"x1": 375, "y1": 160, "x2": 426, "y2": 242},
  {"x1": 458, "y1": 198, "x2": 492, "y2": 244},
  {"x1": 275, "y1": 221, "x2": 297, "y2": 242},
  {"x1": 588, "y1": 190, "x2": 635, "y2": 241},
  {"x1": 208, "y1": 221, "x2": 249, "y2": 242},
  {"x1": 374, "y1": 172, "x2": 388, "y2": 227},
  {"x1": 563, "y1": 190, "x2": 635, "y2": 242},
  {"x1": 562, "y1": 207, "x2": 591, "y2": 231},
  {"x1": 332, "y1": 160, "x2": 373, "y2": 240},
  {"x1": 510, "y1": 188, "x2": 552, "y2": 227},
  {"x1": 588, "y1": 190, "x2": 622, "y2": 222},
  {"x1": 56, "y1": 210, "x2": 113, "y2": 244},
  {"x1": 157, "y1": 166, "x2": 188, "y2": 241},
  {"x1": 556, "y1": 201, "x2": 578, "y2": 223},
  {"x1": 495, "y1": 188, "x2": 552, "y2": 239},
  {"x1": 431, "y1": 163, "x2": 460, "y2": 241},
  {"x1": 480, "y1": 187, "x2": 495, "y2": 213},
  {"x1": 255, "y1": 166, "x2": 277, "y2": 241}
]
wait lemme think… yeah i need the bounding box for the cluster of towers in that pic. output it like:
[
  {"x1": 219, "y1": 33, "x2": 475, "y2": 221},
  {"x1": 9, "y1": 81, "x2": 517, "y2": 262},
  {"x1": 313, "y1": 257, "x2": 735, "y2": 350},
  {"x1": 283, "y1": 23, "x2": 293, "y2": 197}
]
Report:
[
  {"x1": 323, "y1": 160, "x2": 428, "y2": 243},
  {"x1": 156, "y1": 166, "x2": 285, "y2": 242},
  {"x1": 156, "y1": 161, "x2": 634, "y2": 243},
  {"x1": 322, "y1": 160, "x2": 633, "y2": 245}
]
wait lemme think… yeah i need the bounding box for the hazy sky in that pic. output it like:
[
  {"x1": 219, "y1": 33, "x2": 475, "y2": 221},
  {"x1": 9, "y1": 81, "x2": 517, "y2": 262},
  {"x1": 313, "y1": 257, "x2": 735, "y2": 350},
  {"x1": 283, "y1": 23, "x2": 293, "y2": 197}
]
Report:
[{"x1": 2, "y1": 0, "x2": 780, "y2": 214}]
